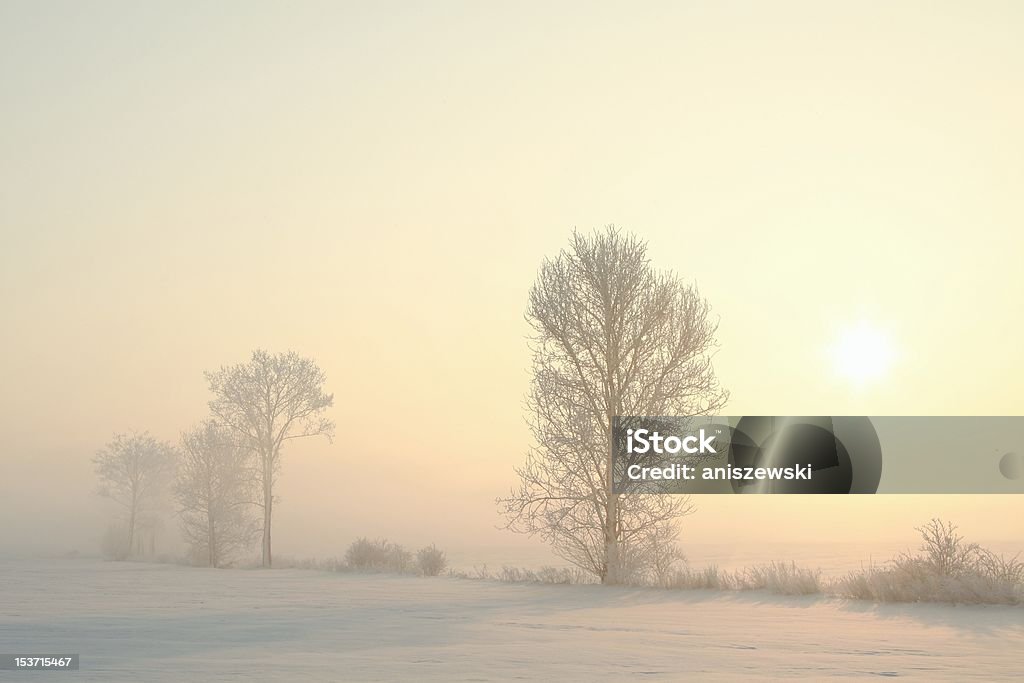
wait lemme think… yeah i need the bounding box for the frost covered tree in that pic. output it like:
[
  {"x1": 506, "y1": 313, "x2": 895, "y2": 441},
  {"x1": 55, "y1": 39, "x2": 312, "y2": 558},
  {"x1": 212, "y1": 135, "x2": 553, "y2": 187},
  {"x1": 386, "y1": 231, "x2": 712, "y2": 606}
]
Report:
[
  {"x1": 499, "y1": 227, "x2": 728, "y2": 583},
  {"x1": 205, "y1": 350, "x2": 335, "y2": 567},
  {"x1": 93, "y1": 432, "x2": 176, "y2": 559},
  {"x1": 176, "y1": 421, "x2": 260, "y2": 567}
]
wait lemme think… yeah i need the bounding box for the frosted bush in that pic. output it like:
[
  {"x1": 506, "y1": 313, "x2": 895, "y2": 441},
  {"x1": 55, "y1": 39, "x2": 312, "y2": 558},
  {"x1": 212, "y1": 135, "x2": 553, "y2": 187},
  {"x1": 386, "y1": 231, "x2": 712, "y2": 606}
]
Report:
[{"x1": 416, "y1": 545, "x2": 447, "y2": 576}]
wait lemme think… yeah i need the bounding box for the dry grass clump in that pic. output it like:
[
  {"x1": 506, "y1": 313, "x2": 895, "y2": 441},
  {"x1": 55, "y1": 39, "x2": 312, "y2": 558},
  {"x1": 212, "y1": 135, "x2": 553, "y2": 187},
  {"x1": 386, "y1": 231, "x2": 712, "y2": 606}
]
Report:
[
  {"x1": 662, "y1": 519, "x2": 1020, "y2": 605},
  {"x1": 742, "y1": 561, "x2": 822, "y2": 595},
  {"x1": 836, "y1": 519, "x2": 1023, "y2": 605},
  {"x1": 664, "y1": 562, "x2": 821, "y2": 595},
  {"x1": 664, "y1": 565, "x2": 734, "y2": 591},
  {"x1": 450, "y1": 565, "x2": 594, "y2": 584}
]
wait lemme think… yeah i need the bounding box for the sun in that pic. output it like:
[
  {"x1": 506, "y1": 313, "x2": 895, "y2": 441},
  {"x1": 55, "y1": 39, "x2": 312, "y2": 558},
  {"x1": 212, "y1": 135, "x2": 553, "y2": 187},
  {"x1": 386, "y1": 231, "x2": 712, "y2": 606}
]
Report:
[{"x1": 828, "y1": 321, "x2": 897, "y2": 386}]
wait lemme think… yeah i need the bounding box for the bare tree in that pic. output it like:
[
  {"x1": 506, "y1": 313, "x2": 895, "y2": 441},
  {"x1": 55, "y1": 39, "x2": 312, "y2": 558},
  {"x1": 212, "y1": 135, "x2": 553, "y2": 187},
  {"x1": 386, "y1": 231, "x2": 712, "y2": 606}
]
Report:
[
  {"x1": 176, "y1": 420, "x2": 260, "y2": 567},
  {"x1": 93, "y1": 432, "x2": 176, "y2": 559},
  {"x1": 205, "y1": 350, "x2": 335, "y2": 567},
  {"x1": 499, "y1": 227, "x2": 728, "y2": 583}
]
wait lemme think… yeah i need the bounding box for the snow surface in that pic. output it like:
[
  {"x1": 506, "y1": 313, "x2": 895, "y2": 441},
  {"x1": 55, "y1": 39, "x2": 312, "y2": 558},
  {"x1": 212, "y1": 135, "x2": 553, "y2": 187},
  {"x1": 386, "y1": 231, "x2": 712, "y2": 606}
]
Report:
[{"x1": 1, "y1": 559, "x2": 1021, "y2": 681}]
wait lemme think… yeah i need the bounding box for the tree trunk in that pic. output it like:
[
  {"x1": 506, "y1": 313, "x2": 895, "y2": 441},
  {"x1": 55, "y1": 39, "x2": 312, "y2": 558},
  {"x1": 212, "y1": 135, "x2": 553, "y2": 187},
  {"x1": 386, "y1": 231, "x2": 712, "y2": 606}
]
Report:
[
  {"x1": 603, "y1": 368, "x2": 620, "y2": 583},
  {"x1": 262, "y1": 473, "x2": 273, "y2": 568},
  {"x1": 208, "y1": 514, "x2": 216, "y2": 568},
  {"x1": 603, "y1": 296, "x2": 621, "y2": 585},
  {"x1": 604, "y1": 422, "x2": 619, "y2": 584},
  {"x1": 126, "y1": 506, "x2": 136, "y2": 560}
]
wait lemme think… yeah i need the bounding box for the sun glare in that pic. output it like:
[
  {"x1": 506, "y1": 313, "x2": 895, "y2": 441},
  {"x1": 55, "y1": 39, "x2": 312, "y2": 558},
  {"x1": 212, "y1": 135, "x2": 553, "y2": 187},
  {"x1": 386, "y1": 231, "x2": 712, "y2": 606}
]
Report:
[{"x1": 829, "y1": 321, "x2": 897, "y2": 386}]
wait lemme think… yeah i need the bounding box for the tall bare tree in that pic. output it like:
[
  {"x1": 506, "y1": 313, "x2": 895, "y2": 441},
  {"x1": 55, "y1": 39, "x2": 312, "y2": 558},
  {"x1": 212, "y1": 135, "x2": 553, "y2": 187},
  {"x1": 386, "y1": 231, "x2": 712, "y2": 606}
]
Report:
[
  {"x1": 176, "y1": 421, "x2": 260, "y2": 567},
  {"x1": 205, "y1": 350, "x2": 334, "y2": 567},
  {"x1": 93, "y1": 432, "x2": 176, "y2": 559},
  {"x1": 499, "y1": 227, "x2": 728, "y2": 583}
]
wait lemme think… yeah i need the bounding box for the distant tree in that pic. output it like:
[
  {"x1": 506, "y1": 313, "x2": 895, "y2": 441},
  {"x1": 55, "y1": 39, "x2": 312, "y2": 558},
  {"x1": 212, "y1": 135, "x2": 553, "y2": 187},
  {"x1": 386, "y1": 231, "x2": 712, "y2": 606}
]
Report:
[
  {"x1": 99, "y1": 522, "x2": 129, "y2": 560},
  {"x1": 176, "y1": 421, "x2": 260, "y2": 567},
  {"x1": 93, "y1": 432, "x2": 176, "y2": 559},
  {"x1": 205, "y1": 350, "x2": 335, "y2": 567},
  {"x1": 499, "y1": 227, "x2": 728, "y2": 583}
]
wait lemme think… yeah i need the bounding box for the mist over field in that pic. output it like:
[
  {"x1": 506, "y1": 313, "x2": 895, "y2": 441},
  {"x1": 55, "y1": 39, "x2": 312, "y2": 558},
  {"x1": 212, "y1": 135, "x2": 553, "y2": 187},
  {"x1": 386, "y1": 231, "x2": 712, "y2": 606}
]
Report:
[{"x1": 3, "y1": 1, "x2": 1024, "y2": 567}]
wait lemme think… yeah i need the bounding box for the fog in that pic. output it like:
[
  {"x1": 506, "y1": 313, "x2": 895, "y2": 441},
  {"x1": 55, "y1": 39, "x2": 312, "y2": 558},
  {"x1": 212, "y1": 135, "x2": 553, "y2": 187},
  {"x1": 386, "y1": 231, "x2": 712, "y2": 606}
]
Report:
[{"x1": 2, "y1": 1, "x2": 1023, "y2": 563}]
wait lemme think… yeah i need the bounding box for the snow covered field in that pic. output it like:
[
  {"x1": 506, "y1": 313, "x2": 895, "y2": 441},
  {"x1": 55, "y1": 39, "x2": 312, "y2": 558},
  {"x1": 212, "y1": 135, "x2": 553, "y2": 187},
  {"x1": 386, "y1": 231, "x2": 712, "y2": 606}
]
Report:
[{"x1": 1, "y1": 559, "x2": 1021, "y2": 681}]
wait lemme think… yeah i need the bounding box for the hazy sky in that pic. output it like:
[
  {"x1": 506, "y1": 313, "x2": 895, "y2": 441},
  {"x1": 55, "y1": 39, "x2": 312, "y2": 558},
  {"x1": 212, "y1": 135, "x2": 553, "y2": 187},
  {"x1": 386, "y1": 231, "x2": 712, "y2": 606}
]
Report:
[{"x1": 2, "y1": 1, "x2": 1022, "y2": 559}]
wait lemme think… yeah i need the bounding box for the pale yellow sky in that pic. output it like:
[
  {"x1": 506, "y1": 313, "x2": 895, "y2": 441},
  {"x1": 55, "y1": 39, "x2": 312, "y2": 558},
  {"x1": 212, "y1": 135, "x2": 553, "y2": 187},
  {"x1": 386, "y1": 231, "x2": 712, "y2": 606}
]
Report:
[{"x1": 2, "y1": 1, "x2": 1022, "y2": 558}]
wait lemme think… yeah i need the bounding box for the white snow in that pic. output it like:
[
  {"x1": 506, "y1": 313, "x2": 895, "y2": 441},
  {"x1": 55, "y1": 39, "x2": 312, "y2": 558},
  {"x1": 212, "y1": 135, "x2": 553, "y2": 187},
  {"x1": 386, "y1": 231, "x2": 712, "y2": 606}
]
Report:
[{"x1": 1, "y1": 559, "x2": 1020, "y2": 681}]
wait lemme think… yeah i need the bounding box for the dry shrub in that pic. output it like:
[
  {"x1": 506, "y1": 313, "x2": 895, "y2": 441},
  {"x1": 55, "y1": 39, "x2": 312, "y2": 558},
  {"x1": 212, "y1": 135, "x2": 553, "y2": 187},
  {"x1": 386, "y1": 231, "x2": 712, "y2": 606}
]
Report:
[
  {"x1": 836, "y1": 519, "x2": 1023, "y2": 605},
  {"x1": 742, "y1": 562, "x2": 822, "y2": 595},
  {"x1": 416, "y1": 545, "x2": 447, "y2": 576},
  {"x1": 344, "y1": 538, "x2": 412, "y2": 573},
  {"x1": 664, "y1": 565, "x2": 733, "y2": 591},
  {"x1": 447, "y1": 565, "x2": 593, "y2": 584}
]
